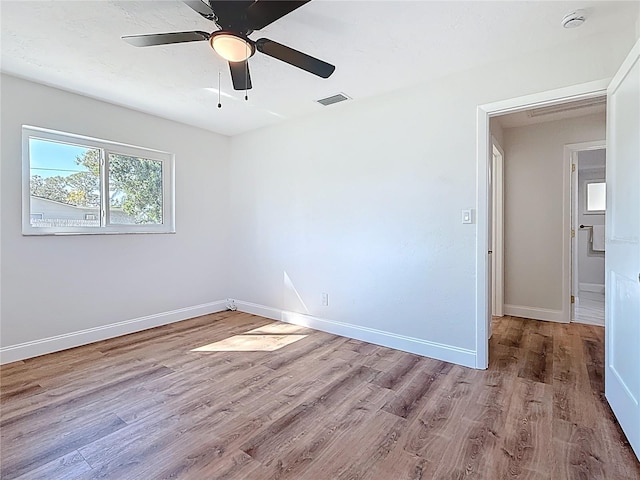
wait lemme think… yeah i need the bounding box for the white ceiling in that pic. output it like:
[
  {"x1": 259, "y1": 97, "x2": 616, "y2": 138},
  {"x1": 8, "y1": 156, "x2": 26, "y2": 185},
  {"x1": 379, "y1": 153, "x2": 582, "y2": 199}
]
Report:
[{"x1": 1, "y1": 1, "x2": 637, "y2": 136}]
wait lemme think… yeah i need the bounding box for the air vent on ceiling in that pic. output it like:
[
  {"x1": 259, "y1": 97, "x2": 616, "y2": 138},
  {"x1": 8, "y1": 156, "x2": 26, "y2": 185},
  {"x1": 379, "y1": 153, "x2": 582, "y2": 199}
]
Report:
[
  {"x1": 528, "y1": 97, "x2": 606, "y2": 118},
  {"x1": 316, "y1": 93, "x2": 351, "y2": 106}
]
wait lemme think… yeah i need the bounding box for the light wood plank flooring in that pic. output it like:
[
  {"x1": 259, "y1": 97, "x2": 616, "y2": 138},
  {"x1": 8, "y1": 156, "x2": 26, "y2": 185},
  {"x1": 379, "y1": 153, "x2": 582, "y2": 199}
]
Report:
[{"x1": 1, "y1": 312, "x2": 638, "y2": 479}]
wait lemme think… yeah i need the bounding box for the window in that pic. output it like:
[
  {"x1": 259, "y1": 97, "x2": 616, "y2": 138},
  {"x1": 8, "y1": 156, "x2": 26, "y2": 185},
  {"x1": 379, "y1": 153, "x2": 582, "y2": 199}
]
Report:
[
  {"x1": 23, "y1": 126, "x2": 174, "y2": 235},
  {"x1": 585, "y1": 180, "x2": 606, "y2": 214}
]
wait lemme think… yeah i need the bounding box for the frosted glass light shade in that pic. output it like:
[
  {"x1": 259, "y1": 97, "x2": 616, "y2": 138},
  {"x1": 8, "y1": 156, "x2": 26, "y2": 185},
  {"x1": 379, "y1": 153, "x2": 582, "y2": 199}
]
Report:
[{"x1": 210, "y1": 33, "x2": 253, "y2": 62}]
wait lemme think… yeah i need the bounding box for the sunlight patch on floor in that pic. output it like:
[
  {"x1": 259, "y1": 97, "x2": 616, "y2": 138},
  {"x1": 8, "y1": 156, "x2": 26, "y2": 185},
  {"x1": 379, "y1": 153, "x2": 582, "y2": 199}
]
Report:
[
  {"x1": 192, "y1": 334, "x2": 307, "y2": 352},
  {"x1": 245, "y1": 323, "x2": 309, "y2": 335}
]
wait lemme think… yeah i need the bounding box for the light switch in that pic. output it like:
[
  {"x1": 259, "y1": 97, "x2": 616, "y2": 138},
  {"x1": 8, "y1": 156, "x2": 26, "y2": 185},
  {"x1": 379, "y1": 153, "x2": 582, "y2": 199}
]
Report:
[{"x1": 462, "y1": 209, "x2": 473, "y2": 224}]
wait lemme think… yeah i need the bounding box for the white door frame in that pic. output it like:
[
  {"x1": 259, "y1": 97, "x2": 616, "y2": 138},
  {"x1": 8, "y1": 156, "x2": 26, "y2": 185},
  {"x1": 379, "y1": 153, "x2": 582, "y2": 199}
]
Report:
[
  {"x1": 566, "y1": 140, "x2": 607, "y2": 322},
  {"x1": 491, "y1": 138, "x2": 505, "y2": 319},
  {"x1": 475, "y1": 79, "x2": 610, "y2": 369}
]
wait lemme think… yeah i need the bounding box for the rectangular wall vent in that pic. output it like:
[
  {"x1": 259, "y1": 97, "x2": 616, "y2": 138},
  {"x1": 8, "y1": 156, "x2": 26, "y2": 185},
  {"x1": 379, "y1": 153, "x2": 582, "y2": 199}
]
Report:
[{"x1": 316, "y1": 93, "x2": 351, "y2": 106}]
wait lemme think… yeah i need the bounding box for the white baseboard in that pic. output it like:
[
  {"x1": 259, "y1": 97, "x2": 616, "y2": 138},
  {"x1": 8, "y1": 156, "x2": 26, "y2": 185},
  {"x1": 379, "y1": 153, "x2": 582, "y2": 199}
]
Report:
[
  {"x1": 0, "y1": 300, "x2": 228, "y2": 364},
  {"x1": 503, "y1": 304, "x2": 567, "y2": 323},
  {"x1": 579, "y1": 283, "x2": 605, "y2": 294},
  {"x1": 236, "y1": 300, "x2": 283, "y2": 322},
  {"x1": 2, "y1": 298, "x2": 478, "y2": 368},
  {"x1": 235, "y1": 300, "x2": 477, "y2": 368}
]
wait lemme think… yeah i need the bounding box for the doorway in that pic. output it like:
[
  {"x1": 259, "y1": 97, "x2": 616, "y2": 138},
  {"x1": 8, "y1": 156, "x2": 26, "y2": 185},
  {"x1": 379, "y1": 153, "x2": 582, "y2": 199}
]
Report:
[
  {"x1": 477, "y1": 42, "x2": 640, "y2": 460},
  {"x1": 570, "y1": 145, "x2": 606, "y2": 326},
  {"x1": 474, "y1": 79, "x2": 609, "y2": 368}
]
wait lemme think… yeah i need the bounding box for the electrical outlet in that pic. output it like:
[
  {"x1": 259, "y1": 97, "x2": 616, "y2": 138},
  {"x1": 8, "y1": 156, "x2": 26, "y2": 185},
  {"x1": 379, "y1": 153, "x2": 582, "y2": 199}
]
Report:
[{"x1": 322, "y1": 293, "x2": 329, "y2": 306}]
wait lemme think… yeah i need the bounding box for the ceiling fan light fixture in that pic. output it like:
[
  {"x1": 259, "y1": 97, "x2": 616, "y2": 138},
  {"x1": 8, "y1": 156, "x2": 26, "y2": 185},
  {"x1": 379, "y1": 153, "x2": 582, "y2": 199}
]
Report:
[{"x1": 210, "y1": 32, "x2": 254, "y2": 62}]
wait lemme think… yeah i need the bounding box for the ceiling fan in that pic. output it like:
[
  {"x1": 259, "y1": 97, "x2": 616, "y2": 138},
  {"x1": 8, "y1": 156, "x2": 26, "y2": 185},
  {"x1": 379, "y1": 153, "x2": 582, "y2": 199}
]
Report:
[{"x1": 122, "y1": 0, "x2": 335, "y2": 91}]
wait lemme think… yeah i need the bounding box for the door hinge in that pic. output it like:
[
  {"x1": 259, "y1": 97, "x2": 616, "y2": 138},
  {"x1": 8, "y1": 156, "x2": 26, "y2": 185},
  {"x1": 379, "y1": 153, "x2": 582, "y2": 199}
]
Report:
[
  {"x1": 571, "y1": 295, "x2": 575, "y2": 304},
  {"x1": 572, "y1": 163, "x2": 576, "y2": 172},
  {"x1": 571, "y1": 228, "x2": 575, "y2": 238}
]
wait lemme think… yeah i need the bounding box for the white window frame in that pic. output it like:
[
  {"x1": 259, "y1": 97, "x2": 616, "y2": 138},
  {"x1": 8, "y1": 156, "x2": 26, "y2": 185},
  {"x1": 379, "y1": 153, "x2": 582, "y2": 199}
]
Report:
[
  {"x1": 22, "y1": 125, "x2": 175, "y2": 235},
  {"x1": 584, "y1": 179, "x2": 606, "y2": 215}
]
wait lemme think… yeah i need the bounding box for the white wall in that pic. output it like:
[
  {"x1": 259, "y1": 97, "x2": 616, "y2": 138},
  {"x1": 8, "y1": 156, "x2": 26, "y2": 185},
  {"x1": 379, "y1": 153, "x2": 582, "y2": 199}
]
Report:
[
  {"x1": 502, "y1": 114, "x2": 605, "y2": 319},
  {"x1": 577, "y1": 151, "x2": 606, "y2": 290},
  {"x1": 0, "y1": 74, "x2": 231, "y2": 356},
  {"x1": 228, "y1": 29, "x2": 634, "y2": 365}
]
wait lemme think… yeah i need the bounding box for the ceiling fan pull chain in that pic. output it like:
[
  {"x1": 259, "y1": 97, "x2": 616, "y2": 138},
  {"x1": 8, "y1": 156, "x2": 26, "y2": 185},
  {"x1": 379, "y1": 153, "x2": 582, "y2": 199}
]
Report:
[
  {"x1": 217, "y1": 70, "x2": 222, "y2": 108},
  {"x1": 245, "y1": 43, "x2": 249, "y2": 101}
]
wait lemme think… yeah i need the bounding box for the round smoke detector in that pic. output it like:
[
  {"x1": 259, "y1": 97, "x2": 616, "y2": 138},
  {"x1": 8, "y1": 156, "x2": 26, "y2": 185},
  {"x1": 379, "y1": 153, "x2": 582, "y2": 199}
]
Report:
[{"x1": 562, "y1": 10, "x2": 587, "y2": 28}]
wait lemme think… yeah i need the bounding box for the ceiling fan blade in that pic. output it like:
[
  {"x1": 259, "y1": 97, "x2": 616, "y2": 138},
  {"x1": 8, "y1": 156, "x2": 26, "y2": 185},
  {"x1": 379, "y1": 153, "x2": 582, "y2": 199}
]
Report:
[
  {"x1": 183, "y1": 1, "x2": 215, "y2": 20},
  {"x1": 122, "y1": 31, "x2": 210, "y2": 47},
  {"x1": 256, "y1": 38, "x2": 335, "y2": 78},
  {"x1": 247, "y1": 1, "x2": 310, "y2": 30},
  {"x1": 229, "y1": 60, "x2": 252, "y2": 90},
  {"x1": 208, "y1": 1, "x2": 254, "y2": 29}
]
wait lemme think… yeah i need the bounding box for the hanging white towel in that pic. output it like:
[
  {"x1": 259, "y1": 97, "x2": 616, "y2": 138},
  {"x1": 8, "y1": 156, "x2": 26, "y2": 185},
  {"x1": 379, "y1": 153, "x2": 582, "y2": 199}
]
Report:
[{"x1": 592, "y1": 225, "x2": 605, "y2": 252}]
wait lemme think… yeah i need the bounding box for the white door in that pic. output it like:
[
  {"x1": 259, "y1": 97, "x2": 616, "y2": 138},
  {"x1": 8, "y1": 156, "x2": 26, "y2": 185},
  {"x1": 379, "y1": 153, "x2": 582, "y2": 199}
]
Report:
[{"x1": 605, "y1": 38, "x2": 640, "y2": 459}]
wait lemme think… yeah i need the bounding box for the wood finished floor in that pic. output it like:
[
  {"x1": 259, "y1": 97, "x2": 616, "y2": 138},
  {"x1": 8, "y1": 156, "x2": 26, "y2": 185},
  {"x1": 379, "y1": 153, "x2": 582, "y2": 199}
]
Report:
[{"x1": 1, "y1": 312, "x2": 639, "y2": 480}]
